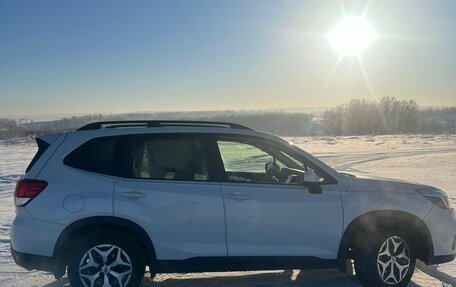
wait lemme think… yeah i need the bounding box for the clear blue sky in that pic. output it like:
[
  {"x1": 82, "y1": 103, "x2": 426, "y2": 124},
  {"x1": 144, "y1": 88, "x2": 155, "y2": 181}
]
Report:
[{"x1": 1, "y1": 0, "x2": 456, "y2": 117}]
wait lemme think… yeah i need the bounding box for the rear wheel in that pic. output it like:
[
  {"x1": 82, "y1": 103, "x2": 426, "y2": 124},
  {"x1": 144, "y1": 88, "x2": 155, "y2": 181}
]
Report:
[
  {"x1": 354, "y1": 231, "x2": 416, "y2": 287},
  {"x1": 67, "y1": 230, "x2": 146, "y2": 287}
]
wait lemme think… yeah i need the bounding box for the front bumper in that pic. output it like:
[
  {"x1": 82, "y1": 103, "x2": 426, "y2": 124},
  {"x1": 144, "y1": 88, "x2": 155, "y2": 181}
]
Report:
[
  {"x1": 424, "y1": 206, "x2": 456, "y2": 260},
  {"x1": 427, "y1": 254, "x2": 456, "y2": 265}
]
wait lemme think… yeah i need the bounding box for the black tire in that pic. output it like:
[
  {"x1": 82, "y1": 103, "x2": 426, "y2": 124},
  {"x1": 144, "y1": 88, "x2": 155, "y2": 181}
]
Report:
[
  {"x1": 354, "y1": 230, "x2": 416, "y2": 287},
  {"x1": 67, "y1": 229, "x2": 146, "y2": 287}
]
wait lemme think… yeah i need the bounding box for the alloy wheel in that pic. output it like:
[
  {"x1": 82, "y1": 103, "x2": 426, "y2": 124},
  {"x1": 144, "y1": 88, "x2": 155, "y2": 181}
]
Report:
[
  {"x1": 377, "y1": 236, "x2": 411, "y2": 285},
  {"x1": 79, "y1": 244, "x2": 132, "y2": 287}
]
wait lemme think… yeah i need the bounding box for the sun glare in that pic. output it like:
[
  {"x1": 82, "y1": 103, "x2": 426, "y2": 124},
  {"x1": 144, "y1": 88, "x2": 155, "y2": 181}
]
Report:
[{"x1": 329, "y1": 17, "x2": 376, "y2": 57}]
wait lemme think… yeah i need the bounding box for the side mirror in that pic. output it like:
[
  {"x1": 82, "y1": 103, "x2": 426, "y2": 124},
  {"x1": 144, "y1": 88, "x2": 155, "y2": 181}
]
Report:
[
  {"x1": 303, "y1": 170, "x2": 322, "y2": 194},
  {"x1": 308, "y1": 183, "x2": 322, "y2": 194}
]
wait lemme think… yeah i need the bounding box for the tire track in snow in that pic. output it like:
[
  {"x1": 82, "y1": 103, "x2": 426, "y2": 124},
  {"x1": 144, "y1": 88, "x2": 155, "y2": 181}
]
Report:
[{"x1": 327, "y1": 148, "x2": 456, "y2": 171}]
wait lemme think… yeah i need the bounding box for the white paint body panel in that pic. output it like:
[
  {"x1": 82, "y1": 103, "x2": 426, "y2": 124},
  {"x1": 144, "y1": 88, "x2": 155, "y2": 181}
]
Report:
[
  {"x1": 26, "y1": 168, "x2": 116, "y2": 224},
  {"x1": 338, "y1": 174, "x2": 455, "y2": 256},
  {"x1": 221, "y1": 183, "x2": 343, "y2": 258},
  {"x1": 424, "y1": 206, "x2": 456, "y2": 256},
  {"x1": 11, "y1": 208, "x2": 65, "y2": 256},
  {"x1": 114, "y1": 179, "x2": 227, "y2": 260}
]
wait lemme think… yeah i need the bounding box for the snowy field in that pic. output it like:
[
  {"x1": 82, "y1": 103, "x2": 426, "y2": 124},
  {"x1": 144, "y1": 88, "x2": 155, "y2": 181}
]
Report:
[{"x1": 1, "y1": 134, "x2": 455, "y2": 287}]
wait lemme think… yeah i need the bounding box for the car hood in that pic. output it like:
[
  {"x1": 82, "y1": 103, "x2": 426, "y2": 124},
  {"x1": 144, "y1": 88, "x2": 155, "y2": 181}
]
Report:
[{"x1": 336, "y1": 171, "x2": 434, "y2": 193}]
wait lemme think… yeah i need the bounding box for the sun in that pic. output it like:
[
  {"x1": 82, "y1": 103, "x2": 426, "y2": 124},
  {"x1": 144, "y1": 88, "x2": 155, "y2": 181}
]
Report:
[{"x1": 329, "y1": 17, "x2": 376, "y2": 57}]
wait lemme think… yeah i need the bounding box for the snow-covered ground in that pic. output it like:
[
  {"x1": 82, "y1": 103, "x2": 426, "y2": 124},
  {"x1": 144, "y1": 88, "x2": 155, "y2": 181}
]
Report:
[{"x1": 1, "y1": 135, "x2": 455, "y2": 287}]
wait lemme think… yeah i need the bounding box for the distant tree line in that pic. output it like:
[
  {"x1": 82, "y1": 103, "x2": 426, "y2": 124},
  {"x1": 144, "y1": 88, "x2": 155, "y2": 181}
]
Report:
[
  {"x1": 0, "y1": 119, "x2": 24, "y2": 139},
  {"x1": 1, "y1": 97, "x2": 455, "y2": 140},
  {"x1": 323, "y1": 97, "x2": 456, "y2": 136},
  {"x1": 207, "y1": 112, "x2": 315, "y2": 136}
]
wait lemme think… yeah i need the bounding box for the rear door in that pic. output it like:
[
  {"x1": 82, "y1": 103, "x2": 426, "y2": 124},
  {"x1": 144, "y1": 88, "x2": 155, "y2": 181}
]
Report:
[
  {"x1": 215, "y1": 136, "x2": 343, "y2": 259},
  {"x1": 113, "y1": 133, "x2": 227, "y2": 260}
]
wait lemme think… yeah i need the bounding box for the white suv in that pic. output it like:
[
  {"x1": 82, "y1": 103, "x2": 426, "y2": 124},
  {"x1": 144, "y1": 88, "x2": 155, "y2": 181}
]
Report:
[{"x1": 10, "y1": 121, "x2": 456, "y2": 287}]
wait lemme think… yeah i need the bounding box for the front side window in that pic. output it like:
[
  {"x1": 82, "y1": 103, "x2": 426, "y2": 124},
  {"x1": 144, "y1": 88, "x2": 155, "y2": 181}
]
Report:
[
  {"x1": 217, "y1": 139, "x2": 323, "y2": 184},
  {"x1": 217, "y1": 141, "x2": 275, "y2": 173}
]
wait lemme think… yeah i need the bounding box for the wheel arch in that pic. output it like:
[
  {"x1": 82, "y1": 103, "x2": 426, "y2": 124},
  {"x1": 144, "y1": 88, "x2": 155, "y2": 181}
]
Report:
[
  {"x1": 337, "y1": 210, "x2": 434, "y2": 272},
  {"x1": 54, "y1": 216, "x2": 157, "y2": 271}
]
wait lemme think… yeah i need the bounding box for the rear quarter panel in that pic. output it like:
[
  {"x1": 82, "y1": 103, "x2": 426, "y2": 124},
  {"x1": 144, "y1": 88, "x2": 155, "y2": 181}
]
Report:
[{"x1": 25, "y1": 131, "x2": 116, "y2": 224}]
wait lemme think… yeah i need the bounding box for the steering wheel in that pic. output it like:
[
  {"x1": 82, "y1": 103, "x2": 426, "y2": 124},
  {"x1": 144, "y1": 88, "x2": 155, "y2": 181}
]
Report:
[{"x1": 264, "y1": 161, "x2": 281, "y2": 182}]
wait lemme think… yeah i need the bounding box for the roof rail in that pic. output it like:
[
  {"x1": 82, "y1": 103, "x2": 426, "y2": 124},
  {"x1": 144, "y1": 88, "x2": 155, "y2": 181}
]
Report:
[{"x1": 77, "y1": 120, "x2": 252, "y2": 131}]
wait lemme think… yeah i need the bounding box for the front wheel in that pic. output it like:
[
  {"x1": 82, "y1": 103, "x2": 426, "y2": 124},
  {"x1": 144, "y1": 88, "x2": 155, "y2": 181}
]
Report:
[
  {"x1": 67, "y1": 230, "x2": 146, "y2": 287},
  {"x1": 354, "y1": 231, "x2": 416, "y2": 287}
]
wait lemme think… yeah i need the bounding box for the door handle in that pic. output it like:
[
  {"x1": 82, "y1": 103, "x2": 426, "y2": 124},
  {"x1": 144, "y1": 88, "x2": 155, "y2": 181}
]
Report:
[
  {"x1": 226, "y1": 194, "x2": 251, "y2": 202},
  {"x1": 121, "y1": 190, "x2": 147, "y2": 199}
]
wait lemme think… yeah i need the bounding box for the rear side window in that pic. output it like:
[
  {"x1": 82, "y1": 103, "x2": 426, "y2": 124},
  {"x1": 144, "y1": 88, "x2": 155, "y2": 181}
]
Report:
[
  {"x1": 129, "y1": 136, "x2": 211, "y2": 181},
  {"x1": 64, "y1": 137, "x2": 118, "y2": 176},
  {"x1": 64, "y1": 134, "x2": 211, "y2": 181}
]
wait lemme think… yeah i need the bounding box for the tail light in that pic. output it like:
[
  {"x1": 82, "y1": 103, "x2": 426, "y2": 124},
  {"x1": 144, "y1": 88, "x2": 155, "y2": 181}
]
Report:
[{"x1": 14, "y1": 179, "x2": 48, "y2": 207}]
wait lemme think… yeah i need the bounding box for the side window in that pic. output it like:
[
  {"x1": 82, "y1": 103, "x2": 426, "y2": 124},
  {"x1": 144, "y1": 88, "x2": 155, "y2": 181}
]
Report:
[
  {"x1": 64, "y1": 137, "x2": 118, "y2": 175},
  {"x1": 130, "y1": 136, "x2": 211, "y2": 181},
  {"x1": 64, "y1": 135, "x2": 211, "y2": 181},
  {"x1": 217, "y1": 141, "x2": 274, "y2": 173},
  {"x1": 217, "y1": 139, "x2": 323, "y2": 184}
]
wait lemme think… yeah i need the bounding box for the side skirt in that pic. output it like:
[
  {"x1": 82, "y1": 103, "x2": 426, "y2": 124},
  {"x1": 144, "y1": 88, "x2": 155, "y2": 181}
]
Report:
[{"x1": 155, "y1": 256, "x2": 338, "y2": 273}]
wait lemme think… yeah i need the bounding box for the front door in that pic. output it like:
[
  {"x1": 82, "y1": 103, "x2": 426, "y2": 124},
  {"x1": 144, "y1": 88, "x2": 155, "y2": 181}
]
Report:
[{"x1": 215, "y1": 136, "x2": 343, "y2": 259}]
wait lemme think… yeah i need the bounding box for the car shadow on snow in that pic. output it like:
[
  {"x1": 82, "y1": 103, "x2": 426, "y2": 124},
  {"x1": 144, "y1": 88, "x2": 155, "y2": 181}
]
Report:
[
  {"x1": 39, "y1": 270, "x2": 424, "y2": 287},
  {"x1": 41, "y1": 277, "x2": 70, "y2": 287},
  {"x1": 143, "y1": 269, "x2": 424, "y2": 287}
]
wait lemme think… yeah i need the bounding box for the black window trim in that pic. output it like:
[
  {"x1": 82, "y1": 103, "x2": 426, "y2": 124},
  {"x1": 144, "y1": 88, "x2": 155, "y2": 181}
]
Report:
[{"x1": 26, "y1": 138, "x2": 51, "y2": 173}]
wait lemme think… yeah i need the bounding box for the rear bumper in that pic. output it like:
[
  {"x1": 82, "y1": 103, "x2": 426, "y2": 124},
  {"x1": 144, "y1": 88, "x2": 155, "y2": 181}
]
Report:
[
  {"x1": 11, "y1": 207, "x2": 65, "y2": 256},
  {"x1": 11, "y1": 246, "x2": 58, "y2": 273}
]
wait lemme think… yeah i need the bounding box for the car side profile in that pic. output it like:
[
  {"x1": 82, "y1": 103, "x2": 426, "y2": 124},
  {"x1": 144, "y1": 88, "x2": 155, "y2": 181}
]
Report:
[{"x1": 10, "y1": 120, "x2": 456, "y2": 287}]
